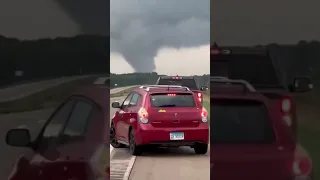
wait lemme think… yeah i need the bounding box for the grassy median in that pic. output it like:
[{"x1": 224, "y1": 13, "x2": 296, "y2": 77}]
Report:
[
  {"x1": 296, "y1": 97, "x2": 320, "y2": 178},
  {"x1": 299, "y1": 125, "x2": 320, "y2": 177},
  {"x1": 0, "y1": 76, "x2": 98, "y2": 113}
]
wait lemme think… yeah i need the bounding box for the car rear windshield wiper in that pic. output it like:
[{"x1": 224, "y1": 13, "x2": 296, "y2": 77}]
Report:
[{"x1": 158, "y1": 104, "x2": 176, "y2": 107}]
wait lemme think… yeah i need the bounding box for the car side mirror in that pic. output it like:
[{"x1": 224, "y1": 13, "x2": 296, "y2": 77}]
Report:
[
  {"x1": 289, "y1": 76, "x2": 313, "y2": 93},
  {"x1": 200, "y1": 86, "x2": 209, "y2": 91},
  {"x1": 6, "y1": 129, "x2": 31, "y2": 147},
  {"x1": 112, "y1": 101, "x2": 121, "y2": 108}
]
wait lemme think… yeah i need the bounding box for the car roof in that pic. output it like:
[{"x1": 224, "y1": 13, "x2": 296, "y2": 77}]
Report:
[
  {"x1": 134, "y1": 85, "x2": 193, "y2": 94},
  {"x1": 210, "y1": 77, "x2": 267, "y2": 102}
]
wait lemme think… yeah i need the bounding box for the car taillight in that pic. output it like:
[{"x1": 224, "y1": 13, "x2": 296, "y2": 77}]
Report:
[
  {"x1": 281, "y1": 97, "x2": 293, "y2": 126},
  {"x1": 282, "y1": 98, "x2": 291, "y2": 112},
  {"x1": 291, "y1": 156, "x2": 312, "y2": 177},
  {"x1": 197, "y1": 92, "x2": 202, "y2": 102},
  {"x1": 138, "y1": 108, "x2": 149, "y2": 123},
  {"x1": 168, "y1": 93, "x2": 176, "y2": 96},
  {"x1": 201, "y1": 107, "x2": 208, "y2": 123},
  {"x1": 172, "y1": 76, "x2": 182, "y2": 79}
]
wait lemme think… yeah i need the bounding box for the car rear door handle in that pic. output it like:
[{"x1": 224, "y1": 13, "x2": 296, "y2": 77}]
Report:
[{"x1": 173, "y1": 120, "x2": 179, "y2": 123}]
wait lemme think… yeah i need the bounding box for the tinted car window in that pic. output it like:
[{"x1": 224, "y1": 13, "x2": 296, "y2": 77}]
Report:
[
  {"x1": 63, "y1": 100, "x2": 93, "y2": 137},
  {"x1": 122, "y1": 93, "x2": 133, "y2": 107},
  {"x1": 150, "y1": 93, "x2": 195, "y2": 107},
  {"x1": 129, "y1": 93, "x2": 140, "y2": 106},
  {"x1": 157, "y1": 79, "x2": 198, "y2": 90},
  {"x1": 211, "y1": 99, "x2": 275, "y2": 144},
  {"x1": 42, "y1": 100, "x2": 75, "y2": 138}
]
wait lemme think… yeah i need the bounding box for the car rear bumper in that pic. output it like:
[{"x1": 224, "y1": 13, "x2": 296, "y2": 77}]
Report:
[{"x1": 135, "y1": 124, "x2": 209, "y2": 146}]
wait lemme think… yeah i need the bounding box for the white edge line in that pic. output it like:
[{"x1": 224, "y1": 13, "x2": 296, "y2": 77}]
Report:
[
  {"x1": 110, "y1": 145, "x2": 115, "y2": 158},
  {"x1": 123, "y1": 156, "x2": 136, "y2": 180}
]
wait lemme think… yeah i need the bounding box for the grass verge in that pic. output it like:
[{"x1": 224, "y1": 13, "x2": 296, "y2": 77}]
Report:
[
  {"x1": 0, "y1": 76, "x2": 98, "y2": 113},
  {"x1": 299, "y1": 124, "x2": 320, "y2": 178},
  {"x1": 110, "y1": 87, "x2": 137, "y2": 98}
]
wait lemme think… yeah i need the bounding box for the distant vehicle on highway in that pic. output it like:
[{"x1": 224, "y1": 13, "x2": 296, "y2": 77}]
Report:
[
  {"x1": 5, "y1": 86, "x2": 110, "y2": 180},
  {"x1": 211, "y1": 43, "x2": 313, "y2": 139},
  {"x1": 156, "y1": 75, "x2": 208, "y2": 104},
  {"x1": 110, "y1": 85, "x2": 209, "y2": 155},
  {"x1": 210, "y1": 77, "x2": 313, "y2": 180}
]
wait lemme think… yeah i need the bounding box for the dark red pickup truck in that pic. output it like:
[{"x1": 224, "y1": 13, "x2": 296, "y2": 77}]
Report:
[
  {"x1": 210, "y1": 43, "x2": 314, "y2": 179},
  {"x1": 211, "y1": 43, "x2": 313, "y2": 139},
  {"x1": 156, "y1": 76, "x2": 208, "y2": 104}
]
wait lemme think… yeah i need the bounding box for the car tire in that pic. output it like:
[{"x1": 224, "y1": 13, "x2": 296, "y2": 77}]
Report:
[
  {"x1": 129, "y1": 129, "x2": 143, "y2": 156},
  {"x1": 194, "y1": 143, "x2": 208, "y2": 154},
  {"x1": 110, "y1": 122, "x2": 126, "y2": 148}
]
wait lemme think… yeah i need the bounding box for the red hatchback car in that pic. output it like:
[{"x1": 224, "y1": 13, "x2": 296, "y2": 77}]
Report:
[
  {"x1": 210, "y1": 78, "x2": 313, "y2": 180},
  {"x1": 5, "y1": 86, "x2": 110, "y2": 180},
  {"x1": 110, "y1": 85, "x2": 209, "y2": 155}
]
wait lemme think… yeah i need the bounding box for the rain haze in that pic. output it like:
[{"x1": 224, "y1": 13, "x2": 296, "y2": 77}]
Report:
[
  {"x1": 212, "y1": 0, "x2": 320, "y2": 46},
  {"x1": 110, "y1": 0, "x2": 210, "y2": 75}
]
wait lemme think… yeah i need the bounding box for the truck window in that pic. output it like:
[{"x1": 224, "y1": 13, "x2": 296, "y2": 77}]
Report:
[
  {"x1": 211, "y1": 54, "x2": 283, "y2": 88},
  {"x1": 157, "y1": 79, "x2": 198, "y2": 90}
]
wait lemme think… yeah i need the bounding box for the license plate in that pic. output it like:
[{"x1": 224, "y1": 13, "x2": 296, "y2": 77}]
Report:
[{"x1": 170, "y1": 132, "x2": 184, "y2": 140}]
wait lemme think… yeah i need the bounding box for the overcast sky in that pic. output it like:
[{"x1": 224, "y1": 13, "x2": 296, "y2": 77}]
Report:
[
  {"x1": 110, "y1": 0, "x2": 210, "y2": 74},
  {"x1": 212, "y1": 0, "x2": 320, "y2": 46}
]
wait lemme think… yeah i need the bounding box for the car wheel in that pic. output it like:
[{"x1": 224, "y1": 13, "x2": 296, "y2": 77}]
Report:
[
  {"x1": 110, "y1": 122, "x2": 125, "y2": 148},
  {"x1": 194, "y1": 143, "x2": 208, "y2": 154},
  {"x1": 129, "y1": 129, "x2": 143, "y2": 156}
]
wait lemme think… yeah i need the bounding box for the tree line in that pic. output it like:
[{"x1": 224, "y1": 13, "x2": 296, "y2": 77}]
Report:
[{"x1": 0, "y1": 34, "x2": 109, "y2": 86}]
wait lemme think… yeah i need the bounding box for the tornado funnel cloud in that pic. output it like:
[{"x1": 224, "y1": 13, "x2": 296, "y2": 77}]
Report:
[{"x1": 110, "y1": 0, "x2": 210, "y2": 72}]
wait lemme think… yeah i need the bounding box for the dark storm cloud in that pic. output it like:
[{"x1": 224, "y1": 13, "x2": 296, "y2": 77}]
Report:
[
  {"x1": 0, "y1": 0, "x2": 109, "y2": 39},
  {"x1": 111, "y1": 0, "x2": 210, "y2": 72},
  {"x1": 54, "y1": 0, "x2": 109, "y2": 36},
  {"x1": 212, "y1": 0, "x2": 320, "y2": 46}
]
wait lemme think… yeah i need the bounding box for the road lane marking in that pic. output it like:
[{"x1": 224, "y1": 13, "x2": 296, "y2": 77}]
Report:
[
  {"x1": 110, "y1": 145, "x2": 114, "y2": 156},
  {"x1": 123, "y1": 156, "x2": 136, "y2": 180},
  {"x1": 110, "y1": 159, "x2": 132, "y2": 180}
]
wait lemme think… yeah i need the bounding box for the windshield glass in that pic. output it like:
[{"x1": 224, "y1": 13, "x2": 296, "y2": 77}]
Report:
[
  {"x1": 150, "y1": 93, "x2": 195, "y2": 107},
  {"x1": 211, "y1": 54, "x2": 282, "y2": 88},
  {"x1": 210, "y1": 99, "x2": 275, "y2": 144}
]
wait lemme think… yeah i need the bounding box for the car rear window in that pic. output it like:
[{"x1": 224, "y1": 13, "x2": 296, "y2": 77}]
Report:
[
  {"x1": 150, "y1": 93, "x2": 196, "y2": 107},
  {"x1": 211, "y1": 99, "x2": 275, "y2": 144},
  {"x1": 211, "y1": 54, "x2": 282, "y2": 88},
  {"x1": 157, "y1": 79, "x2": 198, "y2": 90}
]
